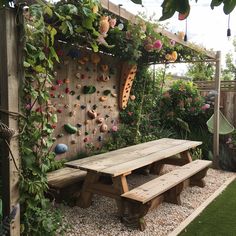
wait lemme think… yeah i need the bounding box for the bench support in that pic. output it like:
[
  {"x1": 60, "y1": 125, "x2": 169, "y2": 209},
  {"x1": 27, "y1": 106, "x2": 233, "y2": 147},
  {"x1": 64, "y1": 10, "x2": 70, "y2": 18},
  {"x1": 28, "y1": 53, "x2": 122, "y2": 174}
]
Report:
[
  {"x1": 190, "y1": 167, "x2": 208, "y2": 187},
  {"x1": 164, "y1": 182, "x2": 184, "y2": 205},
  {"x1": 78, "y1": 171, "x2": 100, "y2": 208},
  {"x1": 122, "y1": 201, "x2": 151, "y2": 231},
  {"x1": 123, "y1": 164, "x2": 210, "y2": 231}
]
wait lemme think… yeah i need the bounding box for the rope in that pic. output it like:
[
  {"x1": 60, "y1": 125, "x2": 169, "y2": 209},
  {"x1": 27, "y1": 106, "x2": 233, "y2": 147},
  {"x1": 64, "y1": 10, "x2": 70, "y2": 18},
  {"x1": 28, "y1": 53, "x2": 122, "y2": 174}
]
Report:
[{"x1": 0, "y1": 108, "x2": 26, "y2": 119}]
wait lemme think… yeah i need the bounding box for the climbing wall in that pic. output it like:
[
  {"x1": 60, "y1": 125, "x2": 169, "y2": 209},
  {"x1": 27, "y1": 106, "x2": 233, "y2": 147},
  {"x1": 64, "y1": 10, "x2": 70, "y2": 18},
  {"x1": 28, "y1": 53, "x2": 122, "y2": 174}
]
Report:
[{"x1": 51, "y1": 48, "x2": 121, "y2": 160}]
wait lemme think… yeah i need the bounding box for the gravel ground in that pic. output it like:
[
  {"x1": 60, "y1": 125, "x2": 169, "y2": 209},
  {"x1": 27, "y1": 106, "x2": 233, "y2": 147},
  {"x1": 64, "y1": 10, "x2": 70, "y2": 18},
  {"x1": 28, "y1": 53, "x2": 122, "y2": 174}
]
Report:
[{"x1": 58, "y1": 166, "x2": 235, "y2": 236}]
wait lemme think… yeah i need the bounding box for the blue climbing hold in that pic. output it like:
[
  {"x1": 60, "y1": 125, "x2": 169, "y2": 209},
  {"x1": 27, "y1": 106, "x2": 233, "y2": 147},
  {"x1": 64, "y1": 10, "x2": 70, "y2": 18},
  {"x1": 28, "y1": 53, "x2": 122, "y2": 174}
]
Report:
[{"x1": 55, "y1": 144, "x2": 68, "y2": 154}]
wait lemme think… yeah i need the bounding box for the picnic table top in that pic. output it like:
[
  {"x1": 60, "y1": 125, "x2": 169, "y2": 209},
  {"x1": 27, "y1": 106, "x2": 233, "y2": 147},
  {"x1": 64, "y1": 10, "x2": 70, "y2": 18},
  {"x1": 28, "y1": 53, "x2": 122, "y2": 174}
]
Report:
[{"x1": 65, "y1": 138, "x2": 202, "y2": 177}]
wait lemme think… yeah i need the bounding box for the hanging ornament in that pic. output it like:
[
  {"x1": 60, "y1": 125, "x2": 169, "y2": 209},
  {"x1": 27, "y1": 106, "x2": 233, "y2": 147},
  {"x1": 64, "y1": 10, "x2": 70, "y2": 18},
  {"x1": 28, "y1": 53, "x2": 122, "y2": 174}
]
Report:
[
  {"x1": 227, "y1": 14, "x2": 231, "y2": 39},
  {"x1": 184, "y1": 19, "x2": 188, "y2": 42},
  {"x1": 117, "y1": 4, "x2": 124, "y2": 31}
]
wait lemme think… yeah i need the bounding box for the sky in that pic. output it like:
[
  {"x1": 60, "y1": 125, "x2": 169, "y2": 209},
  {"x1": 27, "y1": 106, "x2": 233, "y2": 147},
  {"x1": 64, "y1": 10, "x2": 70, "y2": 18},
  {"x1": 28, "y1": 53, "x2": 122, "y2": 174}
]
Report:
[{"x1": 110, "y1": 0, "x2": 236, "y2": 74}]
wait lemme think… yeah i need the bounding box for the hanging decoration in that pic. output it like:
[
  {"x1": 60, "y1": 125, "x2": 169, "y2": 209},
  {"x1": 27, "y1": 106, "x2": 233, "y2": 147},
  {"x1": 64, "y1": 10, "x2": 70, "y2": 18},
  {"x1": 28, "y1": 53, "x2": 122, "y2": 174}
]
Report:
[{"x1": 227, "y1": 14, "x2": 231, "y2": 39}]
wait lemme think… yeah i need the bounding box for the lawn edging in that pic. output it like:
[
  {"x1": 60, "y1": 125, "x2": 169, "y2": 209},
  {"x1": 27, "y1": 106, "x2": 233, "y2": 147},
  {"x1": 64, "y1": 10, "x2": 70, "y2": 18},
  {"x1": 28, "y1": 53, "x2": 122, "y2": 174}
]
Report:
[{"x1": 169, "y1": 174, "x2": 236, "y2": 236}]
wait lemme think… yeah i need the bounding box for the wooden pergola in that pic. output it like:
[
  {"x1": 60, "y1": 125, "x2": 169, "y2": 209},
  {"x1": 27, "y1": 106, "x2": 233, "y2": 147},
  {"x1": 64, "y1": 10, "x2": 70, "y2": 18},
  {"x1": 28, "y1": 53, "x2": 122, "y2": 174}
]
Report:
[{"x1": 0, "y1": 1, "x2": 221, "y2": 235}]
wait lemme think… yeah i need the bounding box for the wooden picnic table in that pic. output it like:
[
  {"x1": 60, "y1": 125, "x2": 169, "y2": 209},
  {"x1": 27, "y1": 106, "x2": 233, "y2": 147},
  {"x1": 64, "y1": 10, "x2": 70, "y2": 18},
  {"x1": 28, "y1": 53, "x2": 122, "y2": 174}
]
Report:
[{"x1": 65, "y1": 138, "x2": 202, "y2": 215}]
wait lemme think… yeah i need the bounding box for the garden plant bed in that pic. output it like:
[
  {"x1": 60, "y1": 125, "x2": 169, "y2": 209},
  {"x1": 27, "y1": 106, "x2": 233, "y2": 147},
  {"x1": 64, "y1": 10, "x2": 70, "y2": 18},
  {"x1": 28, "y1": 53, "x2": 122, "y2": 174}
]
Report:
[{"x1": 58, "y1": 166, "x2": 235, "y2": 236}]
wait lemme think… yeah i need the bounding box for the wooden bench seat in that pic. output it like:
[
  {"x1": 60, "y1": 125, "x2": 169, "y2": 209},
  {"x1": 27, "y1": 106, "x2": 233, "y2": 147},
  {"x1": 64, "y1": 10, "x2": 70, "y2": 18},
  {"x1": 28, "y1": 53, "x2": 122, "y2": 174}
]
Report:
[
  {"x1": 121, "y1": 159, "x2": 212, "y2": 231},
  {"x1": 47, "y1": 167, "x2": 87, "y2": 189}
]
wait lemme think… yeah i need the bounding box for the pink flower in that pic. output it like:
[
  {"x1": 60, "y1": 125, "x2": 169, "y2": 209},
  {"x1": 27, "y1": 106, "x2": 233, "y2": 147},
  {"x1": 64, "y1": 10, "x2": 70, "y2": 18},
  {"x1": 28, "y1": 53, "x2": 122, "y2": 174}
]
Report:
[
  {"x1": 201, "y1": 104, "x2": 210, "y2": 110},
  {"x1": 109, "y1": 18, "x2": 117, "y2": 28},
  {"x1": 111, "y1": 125, "x2": 118, "y2": 132},
  {"x1": 190, "y1": 107, "x2": 196, "y2": 112},
  {"x1": 170, "y1": 39, "x2": 176, "y2": 46},
  {"x1": 153, "y1": 40, "x2": 162, "y2": 50},
  {"x1": 25, "y1": 104, "x2": 31, "y2": 110}
]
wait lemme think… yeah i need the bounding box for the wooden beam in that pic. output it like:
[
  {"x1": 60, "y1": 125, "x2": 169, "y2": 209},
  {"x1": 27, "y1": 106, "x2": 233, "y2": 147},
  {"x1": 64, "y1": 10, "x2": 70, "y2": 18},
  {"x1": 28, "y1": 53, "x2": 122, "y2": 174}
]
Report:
[
  {"x1": 101, "y1": 0, "x2": 217, "y2": 60},
  {"x1": 0, "y1": 8, "x2": 20, "y2": 236},
  {"x1": 213, "y1": 51, "x2": 221, "y2": 169}
]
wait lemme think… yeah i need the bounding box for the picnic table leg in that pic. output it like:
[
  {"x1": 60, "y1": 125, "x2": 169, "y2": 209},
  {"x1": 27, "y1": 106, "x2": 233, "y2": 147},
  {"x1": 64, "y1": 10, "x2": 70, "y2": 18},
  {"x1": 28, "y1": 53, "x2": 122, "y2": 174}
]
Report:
[
  {"x1": 77, "y1": 171, "x2": 100, "y2": 208},
  {"x1": 112, "y1": 174, "x2": 129, "y2": 217},
  {"x1": 180, "y1": 150, "x2": 192, "y2": 164}
]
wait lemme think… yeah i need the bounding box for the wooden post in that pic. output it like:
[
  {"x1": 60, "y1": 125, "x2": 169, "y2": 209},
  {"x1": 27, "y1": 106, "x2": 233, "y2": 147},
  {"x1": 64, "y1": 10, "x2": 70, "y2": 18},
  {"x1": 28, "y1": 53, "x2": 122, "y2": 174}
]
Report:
[
  {"x1": 213, "y1": 51, "x2": 221, "y2": 169},
  {"x1": 0, "y1": 8, "x2": 21, "y2": 236}
]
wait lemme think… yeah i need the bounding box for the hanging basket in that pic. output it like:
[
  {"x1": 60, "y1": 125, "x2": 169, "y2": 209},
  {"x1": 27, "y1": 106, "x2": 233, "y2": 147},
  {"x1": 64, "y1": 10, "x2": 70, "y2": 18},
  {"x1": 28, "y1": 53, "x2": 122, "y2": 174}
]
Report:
[
  {"x1": 0, "y1": 121, "x2": 15, "y2": 139},
  {"x1": 206, "y1": 110, "x2": 235, "y2": 135}
]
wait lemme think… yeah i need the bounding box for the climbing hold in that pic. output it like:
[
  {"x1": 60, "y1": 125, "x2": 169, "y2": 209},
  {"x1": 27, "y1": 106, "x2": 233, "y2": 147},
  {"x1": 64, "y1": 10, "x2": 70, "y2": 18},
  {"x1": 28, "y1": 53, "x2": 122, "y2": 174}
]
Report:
[
  {"x1": 130, "y1": 95, "x2": 136, "y2": 101},
  {"x1": 84, "y1": 137, "x2": 88, "y2": 142},
  {"x1": 64, "y1": 78, "x2": 70, "y2": 84},
  {"x1": 85, "y1": 67, "x2": 90, "y2": 72},
  {"x1": 87, "y1": 109, "x2": 97, "y2": 119},
  {"x1": 113, "y1": 85, "x2": 116, "y2": 89},
  {"x1": 99, "y1": 74, "x2": 110, "y2": 82},
  {"x1": 93, "y1": 128, "x2": 97, "y2": 135},
  {"x1": 76, "y1": 123, "x2": 82, "y2": 128},
  {"x1": 77, "y1": 95, "x2": 81, "y2": 100},
  {"x1": 98, "y1": 136, "x2": 102, "y2": 142},
  {"x1": 81, "y1": 74, "x2": 86, "y2": 79},
  {"x1": 81, "y1": 105, "x2": 86, "y2": 109},
  {"x1": 77, "y1": 130, "x2": 82, "y2": 136},
  {"x1": 58, "y1": 94, "x2": 64, "y2": 98},
  {"x1": 57, "y1": 109, "x2": 62, "y2": 113},
  {"x1": 111, "y1": 93, "x2": 117, "y2": 97},
  {"x1": 85, "y1": 120, "x2": 90, "y2": 125},
  {"x1": 75, "y1": 72, "x2": 80, "y2": 79},
  {"x1": 76, "y1": 84, "x2": 81, "y2": 89},
  {"x1": 55, "y1": 144, "x2": 68, "y2": 154},
  {"x1": 83, "y1": 85, "x2": 96, "y2": 94},
  {"x1": 92, "y1": 104, "x2": 97, "y2": 110},
  {"x1": 56, "y1": 79, "x2": 63, "y2": 86},
  {"x1": 57, "y1": 133, "x2": 64, "y2": 138},
  {"x1": 85, "y1": 131, "x2": 89, "y2": 135},
  {"x1": 105, "y1": 114, "x2": 110, "y2": 118},
  {"x1": 69, "y1": 110, "x2": 76, "y2": 117},
  {"x1": 65, "y1": 88, "x2": 70, "y2": 94},
  {"x1": 99, "y1": 96, "x2": 107, "y2": 102},
  {"x1": 50, "y1": 93, "x2": 55, "y2": 98},
  {"x1": 100, "y1": 64, "x2": 109, "y2": 72},
  {"x1": 52, "y1": 137, "x2": 57, "y2": 142},
  {"x1": 71, "y1": 139, "x2": 76, "y2": 144},
  {"x1": 103, "y1": 90, "x2": 111, "y2": 96},
  {"x1": 96, "y1": 117, "x2": 104, "y2": 124},
  {"x1": 91, "y1": 53, "x2": 101, "y2": 65},
  {"x1": 51, "y1": 85, "x2": 57, "y2": 91},
  {"x1": 111, "y1": 125, "x2": 118, "y2": 132},
  {"x1": 70, "y1": 90, "x2": 75, "y2": 95},
  {"x1": 100, "y1": 124, "x2": 108, "y2": 133},
  {"x1": 64, "y1": 123, "x2": 78, "y2": 134},
  {"x1": 64, "y1": 104, "x2": 69, "y2": 109}
]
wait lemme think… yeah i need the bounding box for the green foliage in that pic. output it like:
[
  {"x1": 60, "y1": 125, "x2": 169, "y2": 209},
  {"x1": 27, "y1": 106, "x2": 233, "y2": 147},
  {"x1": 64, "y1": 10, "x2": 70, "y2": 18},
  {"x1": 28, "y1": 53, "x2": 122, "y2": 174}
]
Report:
[
  {"x1": 158, "y1": 80, "x2": 213, "y2": 158},
  {"x1": 159, "y1": 80, "x2": 205, "y2": 124},
  {"x1": 20, "y1": 3, "x2": 64, "y2": 235},
  {"x1": 160, "y1": 0, "x2": 236, "y2": 21},
  {"x1": 186, "y1": 62, "x2": 215, "y2": 81},
  {"x1": 21, "y1": 205, "x2": 64, "y2": 236}
]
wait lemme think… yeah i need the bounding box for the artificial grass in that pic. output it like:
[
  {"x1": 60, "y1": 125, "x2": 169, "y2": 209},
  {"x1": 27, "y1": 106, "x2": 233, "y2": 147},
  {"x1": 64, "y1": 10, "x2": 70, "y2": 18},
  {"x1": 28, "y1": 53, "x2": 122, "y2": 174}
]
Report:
[{"x1": 179, "y1": 180, "x2": 236, "y2": 236}]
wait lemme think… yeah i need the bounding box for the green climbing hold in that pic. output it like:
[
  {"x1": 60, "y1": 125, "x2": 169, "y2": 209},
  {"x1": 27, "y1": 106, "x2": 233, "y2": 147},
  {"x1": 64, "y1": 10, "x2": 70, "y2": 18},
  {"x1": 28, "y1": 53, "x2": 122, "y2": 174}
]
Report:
[
  {"x1": 103, "y1": 90, "x2": 111, "y2": 96},
  {"x1": 64, "y1": 123, "x2": 78, "y2": 134},
  {"x1": 83, "y1": 85, "x2": 96, "y2": 94}
]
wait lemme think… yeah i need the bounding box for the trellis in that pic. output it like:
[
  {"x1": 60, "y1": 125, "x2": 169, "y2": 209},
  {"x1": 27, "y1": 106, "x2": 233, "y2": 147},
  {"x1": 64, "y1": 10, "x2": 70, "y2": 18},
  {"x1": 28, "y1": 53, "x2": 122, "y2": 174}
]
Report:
[{"x1": 0, "y1": 2, "x2": 222, "y2": 235}]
